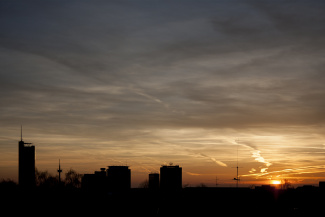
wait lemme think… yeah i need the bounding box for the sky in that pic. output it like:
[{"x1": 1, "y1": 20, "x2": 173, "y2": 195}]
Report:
[{"x1": 1, "y1": 0, "x2": 325, "y2": 187}]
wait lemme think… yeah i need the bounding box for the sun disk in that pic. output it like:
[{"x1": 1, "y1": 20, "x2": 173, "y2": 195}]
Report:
[{"x1": 271, "y1": 180, "x2": 281, "y2": 185}]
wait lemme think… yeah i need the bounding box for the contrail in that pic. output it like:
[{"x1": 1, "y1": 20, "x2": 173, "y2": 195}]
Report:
[
  {"x1": 195, "y1": 152, "x2": 228, "y2": 167},
  {"x1": 251, "y1": 150, "x2": 272, "y2": 167},
  {"x1": 186, "y1": 172, "x2": 202, "y2": 176},
  {"x1": 131, "y1": 87, "x2": 170, "y2": 110},
  {"x1": 210, "y1": 157, "x2": 228, "y2": 167},
  {"x1": 129, "y1": 86, "x2": 185, "y2": 115},
  {"x1": 235, "y1": 139, "x2": 272, "y2": 173}
]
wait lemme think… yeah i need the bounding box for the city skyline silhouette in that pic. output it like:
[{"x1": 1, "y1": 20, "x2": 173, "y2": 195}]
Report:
[
  {"x1": 2, "y1": 132, "x2": 325, "y2": 216},
  {"x1": 11, "y1": 127, "x2": 325, "y2": 191},
  {"x1": 5, "y1": 126, "x2": 325, "y2": 189},
  {"x1": 1, "y1": 4, "x2": 325, "y2": 216}
]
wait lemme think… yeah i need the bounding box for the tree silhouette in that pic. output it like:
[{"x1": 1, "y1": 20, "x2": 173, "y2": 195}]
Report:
[
  {"x1": 282, "y1": 179, "x2": 292, "y2": 189},
  {"x1": 138, "y1": 179, "x2": 149, "y2": 188},
  {"x1": 0, "y1": 179, "x2": 17, "y2": 193},
  {"x1": 35, "y1": 168, "x2": 60, "y2": 188},
  {"x1": 196, "y1": 183, "x2": 207, "y2": 188},
  {"x1": 65, "y1": 169, "x2": 82, "y2": 189}
]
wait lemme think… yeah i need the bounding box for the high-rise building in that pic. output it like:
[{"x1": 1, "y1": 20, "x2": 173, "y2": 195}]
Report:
[
  {"x1": 160, "y1": 165, "x2": 182, "y2": 190},
  {"x1": 107, "y1": 166, "x2": 131, "y2": 191},
  {"x1": 18, "y1": 127, "x2": 35, "y2": 188}
]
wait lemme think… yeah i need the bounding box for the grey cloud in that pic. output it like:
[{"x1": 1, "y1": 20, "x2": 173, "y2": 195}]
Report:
[
  {"x1": 210, "y1": 0, "x2": 325, "y2": 56},
  {"x1": 249, "y1": 0, "x2": 325, "y2": 34},
  {"x1": 1, "y1": 0, "x2": 325, "y2": 134},
  {"x1": 2, "y1": 0, "x2": 325, "y2": 184}
]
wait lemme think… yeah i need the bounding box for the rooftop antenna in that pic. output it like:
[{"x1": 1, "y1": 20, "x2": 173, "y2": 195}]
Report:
[
  {"x1": 20, "y1": 125, "x2": 23, "y2": 141},
  {"x1": 20, "y1": 125, "x2": 32, "y2": 145}
]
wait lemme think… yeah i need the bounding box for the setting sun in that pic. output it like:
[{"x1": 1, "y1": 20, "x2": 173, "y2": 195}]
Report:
[{"x1": 271, "y1": 180, "x2": 281, "y2": 185}]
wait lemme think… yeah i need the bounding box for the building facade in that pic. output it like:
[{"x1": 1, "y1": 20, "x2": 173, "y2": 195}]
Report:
[
  {"x1": 18, "y1": 138, "x2": 35, "y2": 188},
  {"x1": 160, "y1": 165, "x2": 182, "y2": 190},
  {"x1": 107, "y1": 166, "x2": 131, "y2": 191}
]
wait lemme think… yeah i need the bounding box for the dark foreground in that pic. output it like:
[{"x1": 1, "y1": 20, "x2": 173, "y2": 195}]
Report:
[{"x1": 2, "y1": 186, "x2": 325, "y2": 216}]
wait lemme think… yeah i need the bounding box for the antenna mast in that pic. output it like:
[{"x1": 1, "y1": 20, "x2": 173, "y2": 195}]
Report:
[
  {"x1": 216, "y1": 176, "x2": 219, "y2": 187},
  {"x1": 233, "y1": 145, "x2": 242, "y2": 188},
  {"x1": 57, "y1": 159, "x2": 62, "y2": 185},
  {"x1": 19, "y1": 126, "x2": 32, "y2": 145}
]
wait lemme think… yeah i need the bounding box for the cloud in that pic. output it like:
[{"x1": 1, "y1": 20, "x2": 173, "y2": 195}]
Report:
[
  {"x1": 1, "y1": 0, "x2": 325, "y2": 184},
  {"x1": 236, "y1": 140, "x2": 272, "y2": 173},
  {"x1": 243, "y1": 165, "x2": 325, "y2": 179},
  {"x1": 252, "y1": 150, "x2": 272, "y2": 168},
  {"x1": 249, "y1": 168, "x2": 256, "y2": 173},
  {"x1": 1, "y1": 1, "x2": 325, "y2": 132}
]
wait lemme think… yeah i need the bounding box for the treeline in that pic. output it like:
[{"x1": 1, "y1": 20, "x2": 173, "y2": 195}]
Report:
[
  {"x1": 35, "y1": 168, "x2": 82, "y2": 189},
  {"x1": 0, "y1": 169, "x2": 100, "y2": 216},
  {"x1": 0, "y1": 168, "x2": 83, "y2": 190}
]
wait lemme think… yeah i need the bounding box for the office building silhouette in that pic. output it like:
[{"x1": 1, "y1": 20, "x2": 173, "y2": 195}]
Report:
[
  {"x1": 107, "y1": 166, "x2": 131, "y2": 191},
  {"x1": 160, "y1": 165, "x2": 182, "y2": 190},
  {"x1": 319, "y1": 181, "x2": 325, "y2": 190},
  {"x1": 82, "y1": 168, "x2": 107, "y2": 192},
  {"x1": 18, "y1": 127, "x2": 35, "y2": 188},
  {"x1": 83, "y1": 166, "x2": 131, "y2": 192}
]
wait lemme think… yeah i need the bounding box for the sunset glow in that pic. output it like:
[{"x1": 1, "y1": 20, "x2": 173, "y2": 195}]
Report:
[
  {"x1": 271, "y1": 180, "x2": 281, "y2": 185},
  {"x1": 1, "y1": 0, "x2": 325, "y2": 188}
]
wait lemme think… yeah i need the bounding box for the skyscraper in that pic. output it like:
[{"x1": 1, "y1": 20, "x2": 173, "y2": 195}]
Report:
[
  {"x1": 18, "y1": 127, "x2": 35, "y2": 188},
  {"x1": 160, "y1": 165, "x2": 182, "y2": 190}
]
